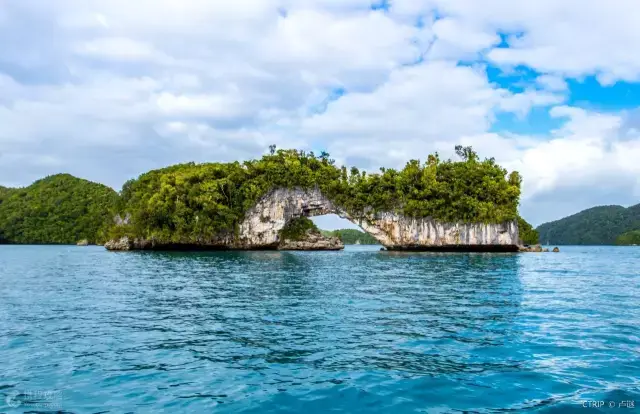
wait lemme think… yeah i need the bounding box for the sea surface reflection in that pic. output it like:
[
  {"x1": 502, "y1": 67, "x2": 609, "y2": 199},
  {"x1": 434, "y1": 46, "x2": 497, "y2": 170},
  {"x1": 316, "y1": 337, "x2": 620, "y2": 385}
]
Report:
[{"x1": 1, "y1": 245, "x2": 638, "y2": 412}]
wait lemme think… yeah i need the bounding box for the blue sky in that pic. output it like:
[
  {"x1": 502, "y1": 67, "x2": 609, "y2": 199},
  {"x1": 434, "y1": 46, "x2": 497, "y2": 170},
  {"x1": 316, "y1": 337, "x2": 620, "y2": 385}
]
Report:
[{"x1": 1, "y1": 0, "x2": 640, "y2": 228}]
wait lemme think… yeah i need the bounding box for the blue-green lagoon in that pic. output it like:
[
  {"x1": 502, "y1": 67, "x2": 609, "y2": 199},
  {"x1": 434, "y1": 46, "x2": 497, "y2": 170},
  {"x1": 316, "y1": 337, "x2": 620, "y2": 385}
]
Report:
[{"x1": 1, "y1": 245, "x2": 638, "y2": 412}]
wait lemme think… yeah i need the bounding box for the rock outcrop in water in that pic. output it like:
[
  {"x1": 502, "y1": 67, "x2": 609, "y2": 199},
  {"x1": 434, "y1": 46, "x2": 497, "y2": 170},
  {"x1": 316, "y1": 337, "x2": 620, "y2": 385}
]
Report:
[
  {"x1": 518, "y1": 244, "x2": 549, "y2": 253},
  {"x1": 106, "y1": 187, "x2": 521, "y2": 252},
  {"x1": 104, "y1": 236, "x2": 134, "y2": 251},
  {"x1": 278, "y1": 231, "x2": 344, "y2": 251}
]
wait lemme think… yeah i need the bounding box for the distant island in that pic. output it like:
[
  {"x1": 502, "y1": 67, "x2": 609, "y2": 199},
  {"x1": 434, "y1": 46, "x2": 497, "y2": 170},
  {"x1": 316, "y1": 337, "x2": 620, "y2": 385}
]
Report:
[
  {"x1": 537, "y1": 204, "x2": 640, "y2": 245},
  {"x1": 0, "y1": 175, "x2": 117, "y2": 245},
  {"x1": 0, "y1": 146, "x2": 542, "y2": 251},
  {"x1": 321, "y1": 229, "x2": 380, "y2": 245}
]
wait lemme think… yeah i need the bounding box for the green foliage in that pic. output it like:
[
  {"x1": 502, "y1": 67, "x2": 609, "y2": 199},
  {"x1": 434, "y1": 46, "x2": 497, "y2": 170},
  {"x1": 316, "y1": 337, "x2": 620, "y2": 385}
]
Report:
[
  {"x1": 280, "y1": 217, "x2": 320, "y2": 241},
  {"x1": 0, "y1": 186, "x2": 12, "y2": 243},
  {"x1": 114, "y1": 147, "x2": 521, "y2": 243},
  {"x1": 321, "y1": 229, "x2": 380, "y2": 245},
  {"x1": 0, "y1": 186, "x2": 11, "y2": 240},
  {"x1": 537, "y1": 204, "x2": 640, "y2": 245},
  {"x1": 0, "y1": 147, "x2": 522, "y2": 245},
  {"x1": 616, "y1": 230, "x2": 640, "y2": 245},
  {"x1": 0, "y1": 185, "x2": 15, "y2": 204},
  {"x1": 517, "y1": 216, "x2": 539, "y2": 245},
  {"x1": 0, "y1": 174, "x2": 119, "y2": 244}
]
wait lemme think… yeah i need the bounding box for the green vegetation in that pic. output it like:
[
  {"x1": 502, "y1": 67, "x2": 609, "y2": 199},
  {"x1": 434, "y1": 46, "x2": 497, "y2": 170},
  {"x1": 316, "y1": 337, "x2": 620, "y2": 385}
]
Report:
[
  {"x1": 616, "y1": 230, "x2": 640, "y2": 245},
  {"x1": 280, "y1": 217, "x2": 320, "y2": 241},
  {"x1": 517, "y1": 216, "x2": 539, "y2": 245},
  {"x1": 0, "y1": 174, "x2": 118, "y2": 244},
  {"x1": 0, "y1": 186, "x2": 11, "y2": 243},
  {"x1": 0, "y1": 185, "x2": 15, "y2": 206},
  {"x1": 537, "y1": 204, "x2": 640, "y2": 245},
  {"x1": 321, "y1": 229, "x2": 380, "y2": 244},
  {"x1": 0, "y1": 185, "x2": 12, "y2": 198},
  {"x1": 113, "y1": 146, "x2": 522, "y2": 244},
  {"x1": 0, "y1": 146, "x2": 526, "y2": 245}
]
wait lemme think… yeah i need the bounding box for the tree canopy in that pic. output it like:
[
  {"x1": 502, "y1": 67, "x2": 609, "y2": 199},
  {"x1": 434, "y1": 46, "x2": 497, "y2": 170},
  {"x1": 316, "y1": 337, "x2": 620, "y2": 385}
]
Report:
[
  {"x1": 113, "y1": 147, "x2": 522, "y2": 244},
  {"x1": 0, "y1": 174, "x2": 119, "y2": 244},
  {"x1": 321, "y1": 229, "x2": 380, "y2": 245},
  {"x1": 517, "y1": 216, "x2": 540, "y2": 245},
  {"x1": 0, "y1": 185, "x2": 15, "y2": 204},
  {"x1": 279, "y1": 217, "x2": 323, "y2": 241},
  {"x1": 536, "y1": 204, "x2": 640, "y2": 245},
  {"x1": 616, "y1": 230, "x2": 640, "y2": 245},
  {"x1": 0, "y1": 147, "x2": 527, "y2": 245}
]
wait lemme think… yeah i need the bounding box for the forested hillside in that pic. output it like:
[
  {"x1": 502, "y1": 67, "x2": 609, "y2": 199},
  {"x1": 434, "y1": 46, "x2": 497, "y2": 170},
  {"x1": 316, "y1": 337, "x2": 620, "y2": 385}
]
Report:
[
  {"x1": 0, "y1": 174, "x2": 119, "y2": 244},
  {"x1": 536, "y1": 204, "x2": 640, "y2": 245},
  {"x1": 0, "y1": 185, "x2": 15, "y2": 205},
  {"x1": 0, "y1": 186, "x2": 11, "y2": 243},
  {"x1": 321, "y1": 229, "x2": 380, "y2": 244}
]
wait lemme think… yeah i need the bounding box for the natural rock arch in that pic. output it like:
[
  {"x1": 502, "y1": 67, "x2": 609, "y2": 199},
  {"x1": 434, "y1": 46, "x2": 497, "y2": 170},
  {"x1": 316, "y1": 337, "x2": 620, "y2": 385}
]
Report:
[{"x1": 238, "y1": 187, "x2": 520, "y2": 251}]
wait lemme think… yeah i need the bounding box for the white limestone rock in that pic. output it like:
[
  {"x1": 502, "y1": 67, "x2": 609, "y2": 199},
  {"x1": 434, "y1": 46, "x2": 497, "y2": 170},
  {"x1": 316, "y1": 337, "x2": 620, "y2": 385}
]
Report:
[{"x1": 106, "y1": 187, "x2": 521, "y2": 251}]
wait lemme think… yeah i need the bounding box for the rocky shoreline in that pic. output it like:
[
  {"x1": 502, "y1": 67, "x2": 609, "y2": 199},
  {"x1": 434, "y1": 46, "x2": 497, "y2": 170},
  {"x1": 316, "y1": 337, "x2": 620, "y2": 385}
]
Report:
[
  {"x1": 278, "y1": 231, "x2": 344, "y2": 251},
  {"x1": 105, "y1": 188, "x2": 526, "y2": 252},
  {"x1": 518, "y1": 244, "x2": 560, "y2": 253},
  {"x1": 104, "y1": 231, "x2": 345, "y2": 252},
  {"x1": 105, "y1": 236, "x2": 558, "y2": 253}
]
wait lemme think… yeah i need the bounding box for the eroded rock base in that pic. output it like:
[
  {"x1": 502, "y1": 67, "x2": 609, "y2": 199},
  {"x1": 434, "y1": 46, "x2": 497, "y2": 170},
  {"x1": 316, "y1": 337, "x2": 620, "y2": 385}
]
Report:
[
  {"x1": 386, "y1": 244, "x2": 520, "y2": 252},
  {"x1": 278, "y1": 232, "x2": 344, "y2": 251},
  {"x1": 104, "y1": 234, "x2": 344, "y2": 251},
  {"x1": 518, "y1": 244, "x2": 560, "y2": 253}
]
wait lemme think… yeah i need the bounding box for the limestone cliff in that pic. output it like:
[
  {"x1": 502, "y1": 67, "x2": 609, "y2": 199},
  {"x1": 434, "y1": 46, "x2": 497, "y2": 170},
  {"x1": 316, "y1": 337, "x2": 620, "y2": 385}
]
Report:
[
  {"x1": 355, "y1": 213, "x2": 519, "y2": 251},
  {"x1": 106, "y1": 187, "x2": 520, "y2": 251},
  {"x1": 236, "y1": 188, "x2": 519, "y2": 251}
]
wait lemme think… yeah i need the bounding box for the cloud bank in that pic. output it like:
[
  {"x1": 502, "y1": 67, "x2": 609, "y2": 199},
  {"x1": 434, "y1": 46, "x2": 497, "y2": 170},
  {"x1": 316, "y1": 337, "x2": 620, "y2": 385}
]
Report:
[{"x1": 1, "y1": 0, "x2": 639, "y2": 225}]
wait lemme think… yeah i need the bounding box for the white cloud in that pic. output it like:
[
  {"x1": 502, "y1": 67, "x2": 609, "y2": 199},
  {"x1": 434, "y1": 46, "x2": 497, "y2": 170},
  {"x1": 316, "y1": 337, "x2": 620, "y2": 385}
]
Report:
[
  {"x1": 536, "y1": 74, "x2": 568, "y2": 92},
  {"x1": 155, "y1": 92, "x2": 245, "y2": 119},
  {"x1": 73, "y1": 37, "x2": 164, "y2": 62},
  {"x1": 1, "y1": 0, "x2": 640, "y2": 226},
  {"x1": 390, "y1": 0, "x2": 640, "y2": 83},
  {"x1": 429, "y1": 18, "x2": 499, "y2": 60},
  {"x1": 466, "y1": 108, "x2": 640, "y2": 224},
  {"x1": 498, "y1": 89, "x2": 565, "y2": 118}
]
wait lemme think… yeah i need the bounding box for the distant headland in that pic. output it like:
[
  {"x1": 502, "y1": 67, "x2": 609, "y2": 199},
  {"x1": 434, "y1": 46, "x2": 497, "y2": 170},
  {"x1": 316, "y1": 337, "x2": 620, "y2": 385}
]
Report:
[
  {"x1": 536, "y1": 204, "x2": 640, "y2": 245},
  {"x1": 0, "y1": 146, "x2": 545, "y2": 252}
]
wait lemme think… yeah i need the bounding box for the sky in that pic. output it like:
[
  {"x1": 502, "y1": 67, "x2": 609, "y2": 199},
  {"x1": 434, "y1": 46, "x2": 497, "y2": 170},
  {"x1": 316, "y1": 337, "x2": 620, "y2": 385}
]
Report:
[{"x1": 1, "y1": 1, "x2": 640, "y2": 228}]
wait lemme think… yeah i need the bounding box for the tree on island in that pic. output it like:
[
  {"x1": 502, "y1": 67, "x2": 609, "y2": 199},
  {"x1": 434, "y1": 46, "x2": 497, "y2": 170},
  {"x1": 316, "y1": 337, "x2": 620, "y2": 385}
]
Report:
[
  {"x1": 321, "y1": 229, "x2": 380, "y2": 245},
  {"x1": 616, "y1": 230, "x2": 640, "y2": 245},
  {"x1": 0, "y1": 174, "x2": 118, "y2": 244},
  {"x1": 0, "y1": 146, "x2": 534, "y2": 246}
]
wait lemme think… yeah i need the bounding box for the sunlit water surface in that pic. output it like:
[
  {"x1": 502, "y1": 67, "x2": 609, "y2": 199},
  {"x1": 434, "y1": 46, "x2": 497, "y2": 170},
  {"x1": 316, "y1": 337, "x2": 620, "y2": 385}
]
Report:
[{"x1": 1, "y1": 245, "x2": 638, "y2": 413}]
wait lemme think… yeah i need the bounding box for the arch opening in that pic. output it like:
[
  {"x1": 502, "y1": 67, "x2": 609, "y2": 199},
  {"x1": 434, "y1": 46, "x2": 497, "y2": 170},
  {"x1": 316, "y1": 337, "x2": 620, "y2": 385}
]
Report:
[
  {"x1": 241, "y1": 187, "x2": 519, "y2": 252},
  {"x1": 310, "y1": 214, "x2": 381, "y2": 246}
]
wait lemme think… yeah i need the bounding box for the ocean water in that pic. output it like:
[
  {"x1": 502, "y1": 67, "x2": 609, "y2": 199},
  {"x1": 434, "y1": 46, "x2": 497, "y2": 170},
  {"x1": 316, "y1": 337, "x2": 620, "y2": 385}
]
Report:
[{"x1": 0, "y1": 245, "x2": 638, "y2": 413}]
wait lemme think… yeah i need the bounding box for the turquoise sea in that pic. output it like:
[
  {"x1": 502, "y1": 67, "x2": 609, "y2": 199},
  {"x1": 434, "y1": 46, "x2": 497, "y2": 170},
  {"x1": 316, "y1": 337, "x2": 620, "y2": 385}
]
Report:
[{"x1": 0, "y1": 245, "x2": 638, "y2": 413}]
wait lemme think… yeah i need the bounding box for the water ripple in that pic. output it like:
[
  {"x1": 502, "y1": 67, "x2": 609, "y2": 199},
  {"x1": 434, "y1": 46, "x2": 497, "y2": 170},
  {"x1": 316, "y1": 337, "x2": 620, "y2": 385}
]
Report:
[{"x1": 0, "y1": 245, "x2": 638, "y2": 413}]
